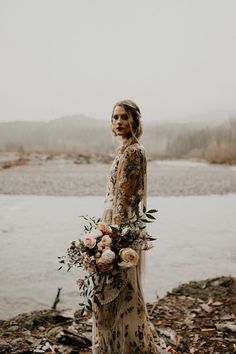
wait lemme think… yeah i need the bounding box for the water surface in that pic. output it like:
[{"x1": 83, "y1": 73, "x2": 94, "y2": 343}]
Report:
[{"x1": 0, "y1": 194, "x2": 235, "y2": 320}]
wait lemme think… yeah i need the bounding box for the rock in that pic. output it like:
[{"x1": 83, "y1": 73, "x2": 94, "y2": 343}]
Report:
[
  {"x1": 11, "y1": 337, "x2": 23, "y2": 346},
  {"x1": 0, "y1": 339, "x2": 11, "y2": 351},
  {"x1": 23, "y1": 311, "x2": 72, "y2": 331},
  {"x1": 0, "y1": 340, "x2": 8, "y2": 346},
  {"x1": 59, "y1": 309, "x2": 74, "y2": 319},
  {"x1": 220, "y1": 314, "x2": 235, "y2": 321},
  {"x1": 184, "y1": 318, "x2": 194, "y2": 326},
  {"x1": 8, "y1": 325, "x2": 19, "y2": 331},
  {"x1": 200, "y1": 303, "x2": 213, "y2": 313},
  {"x1": 212, "y1": 301, "x2": 223, "y2": 306},
  {"x1": 46, "y1": 325, "x2": 63, "y2": 338},
  {"x1": 22, "y1": 330, "x2": 31, "y2": 336},
  {"x1": 32, "y1": 339, "x2": 43, "y2": 347},
  {"x1": 191, "y1": 308, "x2": 201, "y2": 313},
  {"x1": 215, "y1": 323, "x2": 236, "y2": 332},
  {"x1": 38, "y1": 326, "x2": 46, "y2": 332},
  {"x1": 33, "y1": 349, "x2": 45, "y2": 354},
  {"x1": 41, "y1": 341, "x2": 51, "y2": 351},
  {"x1": 156, "y1": 326, "x2": 179, "y2": 346},
  {"x1": 57, "y1": 329, "x2": 92, "y2": 347}
]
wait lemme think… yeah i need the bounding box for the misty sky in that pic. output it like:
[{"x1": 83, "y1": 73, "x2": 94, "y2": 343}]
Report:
[{"x1": 0, "y1": 0, "x2": 236, "y2": 123}]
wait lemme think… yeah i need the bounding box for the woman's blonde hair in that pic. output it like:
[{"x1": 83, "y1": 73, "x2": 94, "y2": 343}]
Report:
[{"x1": 111, "y1": 99, "x2": 143, "y2": 145}]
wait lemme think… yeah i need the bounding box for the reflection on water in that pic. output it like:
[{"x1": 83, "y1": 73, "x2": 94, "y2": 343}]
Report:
[{"x1": 0, "y1": 194, "x2": 235, "y2": 320}]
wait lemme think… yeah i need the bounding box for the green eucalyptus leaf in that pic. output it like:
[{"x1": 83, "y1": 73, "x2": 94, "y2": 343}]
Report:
[
  {"x1": 146, "y1": 209, "x2": 158, "y2": 213},
  {"x1": 88, "y1": 299, "x2": 92, "y2": 308},
  {"x1": 146, "y1": 213, "x2": 156, "y2": 220},
  {"x1": 140, "y1": 219, "x2": 152, "y2": 223}
]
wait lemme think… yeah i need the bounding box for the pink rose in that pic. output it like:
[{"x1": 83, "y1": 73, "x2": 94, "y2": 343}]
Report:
[
  {"x1": 83, "y1": 235, "x2": 96, "y2": 249},
  {"x1": 97, "y1": 222, "x2": 112, "y2": 234}
]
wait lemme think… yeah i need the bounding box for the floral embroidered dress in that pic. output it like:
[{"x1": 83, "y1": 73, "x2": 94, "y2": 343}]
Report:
[{"x1": 92, "y1": 142, "x2": 158, "y2": 354}]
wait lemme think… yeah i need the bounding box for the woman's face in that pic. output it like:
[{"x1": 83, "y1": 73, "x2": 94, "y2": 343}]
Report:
[{"x1": 112, "y1": 105, "x2": 133, "y2": 139}]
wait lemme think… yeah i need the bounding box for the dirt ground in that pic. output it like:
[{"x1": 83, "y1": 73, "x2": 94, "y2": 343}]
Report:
[{"x1": 0, "y1": 276, "x2": 235, "y2": 354}]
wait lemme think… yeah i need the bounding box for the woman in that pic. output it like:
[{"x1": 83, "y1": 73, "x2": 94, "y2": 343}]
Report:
[{"x1": 92, "y1": 99, "x2": 158, "y2": 354}]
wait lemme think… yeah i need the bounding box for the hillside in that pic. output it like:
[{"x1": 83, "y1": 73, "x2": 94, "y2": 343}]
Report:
[{"x1": 0, "y1": 115, "x2": 235, "y2": 164}]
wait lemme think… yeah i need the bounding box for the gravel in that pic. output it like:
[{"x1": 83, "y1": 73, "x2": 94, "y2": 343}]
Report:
[{"x1": 0, "y1": 158, "x2": 236, "y2": 196}]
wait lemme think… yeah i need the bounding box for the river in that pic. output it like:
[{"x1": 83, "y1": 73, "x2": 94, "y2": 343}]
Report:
[{"x1": 0, "y1": 194, "x2": 235, "y2": 320}]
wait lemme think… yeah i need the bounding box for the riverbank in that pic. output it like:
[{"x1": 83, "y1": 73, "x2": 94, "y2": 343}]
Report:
[
  {"x1": 0, "y1": 153, "x2": 236, "y2": 196},
  {"x1": 0, "y1": 276, "x2": 235, "y2": 354}
]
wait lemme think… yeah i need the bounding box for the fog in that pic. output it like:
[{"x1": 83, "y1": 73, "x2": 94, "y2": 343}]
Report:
[
  {"x1": 0, "y1": 0, "x2": 236, "y2": 123},
  {"x1": 1, "y1": 116, "x2": 235, "y2": 164}
]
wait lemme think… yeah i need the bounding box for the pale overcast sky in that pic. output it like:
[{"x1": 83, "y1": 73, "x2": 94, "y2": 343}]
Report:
[{"x1": 0, "y1": 0, "x2": 236, "y2": 123}]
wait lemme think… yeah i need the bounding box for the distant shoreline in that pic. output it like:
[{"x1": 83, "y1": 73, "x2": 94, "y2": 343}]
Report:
[
  {"x1": 0, "y1": 152, "x2": 236, "y2": 196},
  {"x1": 1, "y1": 116, "x2": 236, "y2": 165},
  {"x1": 1, "y1": 149, "x2": 236, "y2": 167}
]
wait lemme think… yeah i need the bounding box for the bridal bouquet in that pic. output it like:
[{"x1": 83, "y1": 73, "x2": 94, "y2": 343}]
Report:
[{"x1": 58, "y1": 207, "x2": 157, "y2": 310}]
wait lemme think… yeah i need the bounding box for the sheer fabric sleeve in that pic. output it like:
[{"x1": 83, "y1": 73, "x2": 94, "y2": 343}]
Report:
[{"x1": 113, "y1": 145, "x2": 146, "y2": 225}]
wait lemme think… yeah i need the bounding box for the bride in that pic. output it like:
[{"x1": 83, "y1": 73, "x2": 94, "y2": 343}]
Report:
[{"x1": 92, "y1": 99, "x2": 158, "y2": 354}]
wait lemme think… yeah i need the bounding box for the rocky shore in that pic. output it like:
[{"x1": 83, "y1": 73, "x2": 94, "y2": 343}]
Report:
[
  {"x1": 0, "y1": 152, "x2": 236, "y2": 196},
  {"x1": 0, "y1": 276, "x2": 235, "y2": 354}
]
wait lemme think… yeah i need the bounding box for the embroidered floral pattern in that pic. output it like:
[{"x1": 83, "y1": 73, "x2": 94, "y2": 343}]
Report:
[
  {"x1": 93, "y1": 143, "x2": 158, "y2": 354},
  {"x1": 103, "y1": 143, "x2": 146, "y2": 225}
]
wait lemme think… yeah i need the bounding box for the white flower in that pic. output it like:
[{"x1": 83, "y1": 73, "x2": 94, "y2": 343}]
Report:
[
  {"x1": 101, "y1": 249, "x2": 116, "y2": 264},
  {"x1": 90, "y1": 229, "x2": 103, "y2": 238}
]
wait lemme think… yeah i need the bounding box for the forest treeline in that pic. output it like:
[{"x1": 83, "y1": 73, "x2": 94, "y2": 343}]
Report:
[
  {"x1": 145, "y1": 118, "x2": 236, "y2": 164},
  {"x1": 0, "y1": 115, "x2": 235, "y2": 164}
]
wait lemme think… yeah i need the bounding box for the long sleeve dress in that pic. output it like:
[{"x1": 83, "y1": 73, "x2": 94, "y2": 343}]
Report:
[{"x1": 92, "y1": 142, "x2": 158, "y2": 354}]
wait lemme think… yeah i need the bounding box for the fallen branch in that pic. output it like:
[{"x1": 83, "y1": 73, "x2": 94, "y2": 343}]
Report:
[{"x1": 52, "y1": 287, "x2": 62, "y2": 310}]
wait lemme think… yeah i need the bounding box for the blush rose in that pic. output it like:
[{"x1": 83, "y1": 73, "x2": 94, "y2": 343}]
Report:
[
  {"x1": 97, "y1": 222, "x2": 112, "y2": 234},
  {"x1": 83, "y1": 235, "x2": 96, "y2": 249}
]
